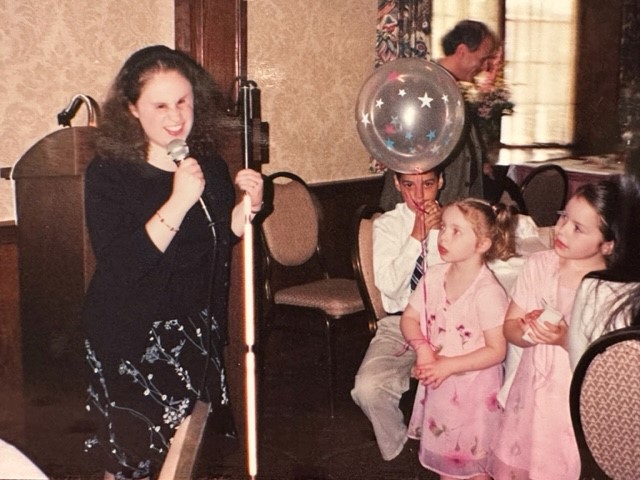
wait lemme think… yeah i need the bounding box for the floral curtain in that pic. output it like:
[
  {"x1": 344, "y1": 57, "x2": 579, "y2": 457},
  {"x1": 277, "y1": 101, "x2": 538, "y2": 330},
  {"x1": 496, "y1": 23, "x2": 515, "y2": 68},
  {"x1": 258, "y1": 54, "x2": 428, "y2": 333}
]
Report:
[
  {"x1": 371, "y1": 1, "x2": 432, "y2": 172},
  {"x1": 375, "y1": 0, "x2": 432, "y2": 67}
]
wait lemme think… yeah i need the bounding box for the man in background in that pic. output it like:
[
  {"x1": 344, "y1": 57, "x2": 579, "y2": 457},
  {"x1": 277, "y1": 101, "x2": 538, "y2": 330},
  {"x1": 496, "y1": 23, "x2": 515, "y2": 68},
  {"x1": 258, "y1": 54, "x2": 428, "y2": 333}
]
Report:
[{"x1": 379, "y1": 20, "x2": 498, "y2": 211}]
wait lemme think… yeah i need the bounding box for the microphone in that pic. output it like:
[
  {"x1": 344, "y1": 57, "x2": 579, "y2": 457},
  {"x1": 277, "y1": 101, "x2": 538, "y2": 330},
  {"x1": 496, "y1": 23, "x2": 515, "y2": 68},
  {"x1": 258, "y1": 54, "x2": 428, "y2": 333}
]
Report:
[{"x1": 166, "y1": 139, "x2": 214, "y2": 225}]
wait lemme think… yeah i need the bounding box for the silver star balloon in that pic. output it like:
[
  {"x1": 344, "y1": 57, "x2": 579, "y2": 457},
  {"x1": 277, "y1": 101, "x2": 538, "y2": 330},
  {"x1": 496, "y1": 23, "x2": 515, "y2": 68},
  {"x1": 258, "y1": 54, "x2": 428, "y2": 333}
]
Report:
[{"x1": 355, "y1": 58, "x2": 466, "y2": 173}]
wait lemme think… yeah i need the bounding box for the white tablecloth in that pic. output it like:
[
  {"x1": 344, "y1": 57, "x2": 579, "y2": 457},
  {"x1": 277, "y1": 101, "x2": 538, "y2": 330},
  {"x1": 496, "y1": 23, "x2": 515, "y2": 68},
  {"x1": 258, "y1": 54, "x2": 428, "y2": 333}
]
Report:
[{"x1": 0, "y1": 439, "x2": 47, "y2": 479}]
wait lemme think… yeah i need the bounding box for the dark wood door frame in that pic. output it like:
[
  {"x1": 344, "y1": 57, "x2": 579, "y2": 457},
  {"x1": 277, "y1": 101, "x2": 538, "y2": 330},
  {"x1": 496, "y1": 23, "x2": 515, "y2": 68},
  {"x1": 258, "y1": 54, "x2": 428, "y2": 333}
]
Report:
[
  {"x1": 175, "y1": 0, "x2": 247, "y2": 114},
  {"x1": 175, "y1": 0, "x2": 251, "y2": 171}
]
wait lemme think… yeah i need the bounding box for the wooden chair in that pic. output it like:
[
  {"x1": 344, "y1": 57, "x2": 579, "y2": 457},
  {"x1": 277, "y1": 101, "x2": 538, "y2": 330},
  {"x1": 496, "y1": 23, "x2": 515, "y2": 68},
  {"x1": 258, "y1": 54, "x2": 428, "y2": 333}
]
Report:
[
  {"x1": 519, "y1": 164, "x2": 568, "y2": 226},
  {"x1": 259, "y1": 171, "x2": 365, "y2": 418},
  {"x1": 570, "y1": 325, "x2": 640, "y2": 479},
  {"x1": 351, "y1": 205, "x2": 387, "y2": 333},
  {"x1": 157, "y1": 400, "x2": 210, "y2": 480}
]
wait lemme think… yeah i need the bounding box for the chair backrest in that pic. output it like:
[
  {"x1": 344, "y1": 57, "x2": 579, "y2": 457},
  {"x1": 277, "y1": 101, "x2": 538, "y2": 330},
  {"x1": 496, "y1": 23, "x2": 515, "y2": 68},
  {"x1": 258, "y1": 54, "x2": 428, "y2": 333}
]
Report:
[
  {"x1": 520, "y1": 164, "x2": 568, "y2": 226},
  {"x1": 261, "y1": 172, "x2": 319, "y2": 267},
  {"x1": 351, "y1": 205, "x2": 387, "y2": 332},
  {"x1": 484, "y1": 165, "x2": 527, "y2": 213},
  {"x1": 570, "y1": 326, "x2": 640, "y2": 479},
  {"x1": 499, "y1": 176, "x2": 528, "y2": 214}
]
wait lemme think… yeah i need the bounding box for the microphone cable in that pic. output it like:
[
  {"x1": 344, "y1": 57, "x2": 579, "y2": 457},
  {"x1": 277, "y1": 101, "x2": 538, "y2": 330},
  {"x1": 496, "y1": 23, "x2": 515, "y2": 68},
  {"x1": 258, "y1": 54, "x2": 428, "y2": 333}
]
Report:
[{"x1": 167, "y1": 139, "x2": 219, "y2": 404}]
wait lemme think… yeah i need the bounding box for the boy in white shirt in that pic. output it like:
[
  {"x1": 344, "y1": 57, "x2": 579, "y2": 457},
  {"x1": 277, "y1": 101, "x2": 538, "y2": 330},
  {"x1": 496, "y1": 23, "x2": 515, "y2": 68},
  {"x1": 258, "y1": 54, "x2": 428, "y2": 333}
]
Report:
[{"x1": 351, "y1": 166, "x2": 443, "y2": 461}]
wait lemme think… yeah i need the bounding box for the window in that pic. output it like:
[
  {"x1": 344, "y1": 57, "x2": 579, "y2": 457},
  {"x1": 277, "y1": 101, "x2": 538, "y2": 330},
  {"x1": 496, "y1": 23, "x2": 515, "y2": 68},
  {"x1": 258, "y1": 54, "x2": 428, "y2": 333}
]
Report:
[{"x1": 502, "y1": 1, "x2": 577, "y2": 146}]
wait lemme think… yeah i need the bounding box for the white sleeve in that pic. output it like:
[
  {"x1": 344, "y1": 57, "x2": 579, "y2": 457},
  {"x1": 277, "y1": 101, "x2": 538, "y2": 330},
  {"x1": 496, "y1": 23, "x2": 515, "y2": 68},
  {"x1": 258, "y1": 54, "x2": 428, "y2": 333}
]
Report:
[
  {"x1": 569, "y1": 279, "x2": 638, "y2": 371},
  {"x1": 568, "y1": 279, "x2": 595, "y2": 371},
  {"x1": 373, "y1": 213, "x2": 421, "y2": 311}
]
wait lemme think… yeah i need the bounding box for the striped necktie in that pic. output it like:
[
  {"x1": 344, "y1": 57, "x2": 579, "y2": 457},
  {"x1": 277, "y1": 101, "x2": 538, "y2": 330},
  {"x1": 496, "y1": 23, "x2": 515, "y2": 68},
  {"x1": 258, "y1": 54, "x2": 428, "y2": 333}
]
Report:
[{"x1": 410, "y1": 251, "x2": 425, "y2": 292}]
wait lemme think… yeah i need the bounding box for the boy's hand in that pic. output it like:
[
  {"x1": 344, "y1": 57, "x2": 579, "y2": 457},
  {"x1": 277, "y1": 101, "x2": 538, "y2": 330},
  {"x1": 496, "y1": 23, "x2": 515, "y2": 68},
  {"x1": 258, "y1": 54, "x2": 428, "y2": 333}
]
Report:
[{"x1": 411, "y1": 200, "x2": 442, "y2": 241}]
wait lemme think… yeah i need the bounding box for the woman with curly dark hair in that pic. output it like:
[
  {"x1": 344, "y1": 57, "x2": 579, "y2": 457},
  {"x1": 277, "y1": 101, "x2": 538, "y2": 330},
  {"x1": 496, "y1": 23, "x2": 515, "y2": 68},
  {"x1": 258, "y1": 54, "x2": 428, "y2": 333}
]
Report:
[{"x1": 82, "y1": 45, "x2": 263, "y2": 479}]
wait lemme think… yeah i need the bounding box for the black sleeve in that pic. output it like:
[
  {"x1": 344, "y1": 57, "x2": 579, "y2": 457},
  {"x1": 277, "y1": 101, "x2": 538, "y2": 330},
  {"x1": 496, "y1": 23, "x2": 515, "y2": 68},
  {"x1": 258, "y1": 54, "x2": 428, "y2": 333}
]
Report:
[{"x1": 84, "y1": 158, "x2": 165, "y2": 286}]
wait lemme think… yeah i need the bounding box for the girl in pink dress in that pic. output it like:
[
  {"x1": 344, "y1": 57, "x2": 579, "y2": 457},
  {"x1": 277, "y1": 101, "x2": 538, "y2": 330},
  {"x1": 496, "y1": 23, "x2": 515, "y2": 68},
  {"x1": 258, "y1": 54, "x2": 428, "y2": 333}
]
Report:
[
  {"x1": 401, "y1": 199, "x2": 517, "y2": 479},
  {"x1": 487, "y1": 179, "x2": 624, "y2": 480}
]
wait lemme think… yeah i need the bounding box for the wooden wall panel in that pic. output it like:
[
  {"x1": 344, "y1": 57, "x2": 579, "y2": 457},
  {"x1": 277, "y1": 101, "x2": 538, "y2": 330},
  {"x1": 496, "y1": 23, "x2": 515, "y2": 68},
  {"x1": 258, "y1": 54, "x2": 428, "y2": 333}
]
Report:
[
  {"x1": 174, "y1": 2, "x2": 254, "y2": 463},
  {"x1": 574, "y1": 1, "x2": 623, "y2": 154}
]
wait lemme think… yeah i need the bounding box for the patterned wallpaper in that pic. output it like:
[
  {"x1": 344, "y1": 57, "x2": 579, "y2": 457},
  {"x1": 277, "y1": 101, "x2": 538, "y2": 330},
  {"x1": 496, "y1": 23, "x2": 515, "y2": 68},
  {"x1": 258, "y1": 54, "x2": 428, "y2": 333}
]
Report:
[
  {"x1": 247, "y1": 0, "x2": 378, "y2": 184},
  {"x1": 1, "y1": 0, "x2": 379, "y2": 222},
  {"x1": 0, "y1": 0, "x2": 174, "y2": 222}
]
